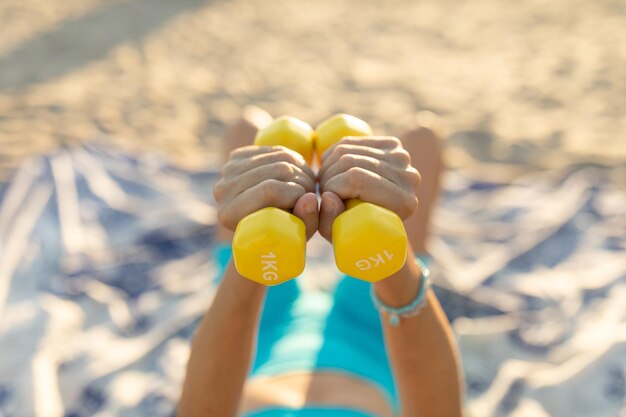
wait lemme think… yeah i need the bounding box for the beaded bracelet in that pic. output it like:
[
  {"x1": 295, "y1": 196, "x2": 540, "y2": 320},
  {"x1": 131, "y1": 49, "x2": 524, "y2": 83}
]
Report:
[{"x1": 370, "y1": 257, "x2": 431, "y2": 327}]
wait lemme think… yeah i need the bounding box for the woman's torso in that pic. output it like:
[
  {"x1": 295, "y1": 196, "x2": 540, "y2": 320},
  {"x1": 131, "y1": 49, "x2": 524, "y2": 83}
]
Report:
[{"x1": 212, "y1": 247, "x2": 399, "y2": 416}]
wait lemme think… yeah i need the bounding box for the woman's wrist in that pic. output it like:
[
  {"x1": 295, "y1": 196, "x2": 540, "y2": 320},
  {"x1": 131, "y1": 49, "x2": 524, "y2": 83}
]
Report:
[
  {"x1": 373, "y1": 249, "x2": 423, "y2": 307},
  {"x1": 221, "y1": 260, "x2": 268, "y2": 311}
]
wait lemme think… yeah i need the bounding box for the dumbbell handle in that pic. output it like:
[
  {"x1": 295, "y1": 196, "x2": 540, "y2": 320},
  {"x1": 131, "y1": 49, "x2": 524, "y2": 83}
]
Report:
[
  {"x1": 316, "y1": 114, "x2": 378, "y2": 211},
  {"x1": 231, "y1": 116, "x2": 314, "y2": 285},
  {"x1": 316, "y1": 114, "x2": 408, "y2": 281}
]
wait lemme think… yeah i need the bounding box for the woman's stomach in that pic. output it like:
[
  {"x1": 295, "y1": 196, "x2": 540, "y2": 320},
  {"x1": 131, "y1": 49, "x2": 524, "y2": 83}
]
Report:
[{"x1": 240, "y1": 371, "x2": 395, "y2": 417}]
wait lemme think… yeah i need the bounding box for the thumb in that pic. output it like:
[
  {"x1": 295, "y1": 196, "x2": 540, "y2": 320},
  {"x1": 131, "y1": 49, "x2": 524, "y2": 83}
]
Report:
[
  {"x1": 292, "y1": 192, "x2": 319, "y2": 240},
  {"x1": 319, "y1": 191, "x2": 346, "y2": 243}
]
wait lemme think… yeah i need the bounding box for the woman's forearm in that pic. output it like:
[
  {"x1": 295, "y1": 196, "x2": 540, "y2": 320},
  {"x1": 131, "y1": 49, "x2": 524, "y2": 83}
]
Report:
[
  {"x1": 178, "y1": 260, "x2": 267, "y2": 417},
  {"x1": 374, "y1": 247, "x2": 465, "y2": 417}
]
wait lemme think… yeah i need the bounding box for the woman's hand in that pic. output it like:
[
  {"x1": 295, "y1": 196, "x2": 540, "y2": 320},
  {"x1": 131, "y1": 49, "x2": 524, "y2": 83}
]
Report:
[
  {"x1": 317, "y1": 136, "x2": 421, "y2": 242},
  {"x1": 213, "y1": 145, "x2": 319, "y2": 240}
]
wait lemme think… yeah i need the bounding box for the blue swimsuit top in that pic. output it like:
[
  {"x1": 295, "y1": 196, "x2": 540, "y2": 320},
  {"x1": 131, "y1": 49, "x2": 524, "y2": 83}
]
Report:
[{"x1": 214, "y1": 244, "x2": 403, "y2": 417}]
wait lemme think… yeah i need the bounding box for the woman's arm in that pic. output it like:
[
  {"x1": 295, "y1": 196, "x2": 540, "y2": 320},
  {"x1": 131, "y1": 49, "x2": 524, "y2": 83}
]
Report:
[
  {"x1": 178, "y1": 261, "x2": 266, "y2": 417},
  {"x1": 179, "y1": 144, "x2": 318, "y2": 417},
  {"x1": 374, "y1": 245, "x2": 465, "y2": 417},
  {"x1": 318, "y1": 136, "x2": 464, "y2": 417}
]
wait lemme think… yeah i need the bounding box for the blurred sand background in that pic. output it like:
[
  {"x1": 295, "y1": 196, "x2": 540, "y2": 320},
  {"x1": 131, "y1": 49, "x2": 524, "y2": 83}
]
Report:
[
  {"x1": 0, "y1": 0, "x2": 625, "y2": 181},
  {"x1": 1, "y1": 2, "x2": 626, "y2": 415}
]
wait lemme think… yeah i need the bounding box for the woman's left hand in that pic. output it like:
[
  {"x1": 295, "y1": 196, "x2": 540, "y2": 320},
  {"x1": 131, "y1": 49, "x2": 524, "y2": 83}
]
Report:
[{"x1": 317, "y1": 136, "x2": 421, "y2": 242}]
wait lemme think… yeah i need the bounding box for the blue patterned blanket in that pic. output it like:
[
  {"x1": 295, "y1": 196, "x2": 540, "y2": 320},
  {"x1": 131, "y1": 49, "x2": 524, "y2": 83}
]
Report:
[{"x1": 0, "y1": 144, "x2": 624, "y2": 417}]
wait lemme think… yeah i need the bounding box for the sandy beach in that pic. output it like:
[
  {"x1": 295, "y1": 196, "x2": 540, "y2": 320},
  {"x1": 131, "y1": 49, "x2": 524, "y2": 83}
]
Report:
[{"x1": 1, "y1": 0, "x2": 625, "y2": 181}]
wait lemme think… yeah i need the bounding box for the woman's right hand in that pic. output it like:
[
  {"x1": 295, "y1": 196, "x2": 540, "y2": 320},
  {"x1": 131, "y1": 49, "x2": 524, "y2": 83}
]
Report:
[{"x1": 213, "y1": 145, "x2": 319, "y2": 240}]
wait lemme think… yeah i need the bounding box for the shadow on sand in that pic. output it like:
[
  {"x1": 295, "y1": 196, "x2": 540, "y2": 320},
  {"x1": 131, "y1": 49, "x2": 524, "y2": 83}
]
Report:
[{"x1": 0, "y1": 0, "x2": 212, "y2": 92}]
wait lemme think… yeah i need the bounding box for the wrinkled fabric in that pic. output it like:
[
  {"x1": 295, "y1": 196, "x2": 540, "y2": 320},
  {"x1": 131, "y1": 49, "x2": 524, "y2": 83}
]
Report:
[{"x1": 0, "y1": 144, "x2": 624, "y2": 417}]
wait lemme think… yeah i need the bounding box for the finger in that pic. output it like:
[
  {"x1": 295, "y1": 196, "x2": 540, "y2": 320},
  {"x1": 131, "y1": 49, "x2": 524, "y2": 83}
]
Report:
[
  {"x1": 320, "y1": 167, "x2": 418, "y2": 219},
  {"x1": 331, "y1": 136, "x2": 401, "y2": 150},
  {"x1": 229, "y1": 145, "x2": 286, "y2": 159},
  {"x1": 318, "y1": 191, "x2": 346, "y2": 243},
  {"x1": 319, "y1": 154, "x2": 418, "y2": 191},
  {"x1": 218, "y1": 180, "x2": 306, "y2": 230},
  {"x1": 320, "y1": 143, "x2": 411, "y2": 176},
  {"x1": 292, "y1": 192, "x2": 319, "y2": 240},
  {"x1": 321, "y1": 136, "x2": 402, "y2": 162},
  {"x1": 224, "y1": 147, "x2": 314, "y2": 180},
  {"x1": 215, "y1": 161, "x2": 315, "y2": 202}
]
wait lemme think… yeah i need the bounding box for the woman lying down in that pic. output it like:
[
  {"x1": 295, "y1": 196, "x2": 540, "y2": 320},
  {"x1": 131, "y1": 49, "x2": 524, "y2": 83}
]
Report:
[{"x1": 178, "y1": 113, "x2": 465, "y2": 417}]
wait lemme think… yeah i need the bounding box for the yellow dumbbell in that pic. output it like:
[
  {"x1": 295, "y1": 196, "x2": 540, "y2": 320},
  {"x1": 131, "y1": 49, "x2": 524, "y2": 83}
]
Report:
[
  {"x1": 232, "y1": 116, "x2": 315, "y2": 285},
  {"x1": 316, "y1": 114, "x2": 407, "y2": 282}
]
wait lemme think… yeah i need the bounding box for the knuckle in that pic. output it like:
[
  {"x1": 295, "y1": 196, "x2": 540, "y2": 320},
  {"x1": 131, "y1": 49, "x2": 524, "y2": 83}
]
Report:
[
  {"x1": 411, "y1": 167, "x2": 422, "y2": 188},
  {"x1": 346, "y1": 167, "x2": 368, "y2": 190},
  {"x1": 388, "y1": 136, "x2": 402, "y2": 146},
  {"x1": 339, "y1": 136, "x2": 356, "y2": 142},
  {"x1": 228, "y1": 148, "x2": 243, "y2": 159},
  {"x1": 404, "y1": 167, "x2": 421, "y2": 187},
  {"x1": 339, "y1": 136, "x2": 362, "y2": 146},
  {"x1": 286, "y1": 182, "x2": 306, "y2": 199},
  {"x1": 333, "y1": 144, "x2": 351, "y2": 157},
  {"x1": 213, "y1": 180, "x2": 225, "y2": 201},
  {"x1": 369, "y1": 136, "x2": 400, "y2": 149},
  {"x1": 391, "y1": 148, "x2": 411, "y2": 165},
  {"x1": 217, "y1": 209, "x2": 233, "y2": 230},
  {"x1": 400, "y1": 194, "x2": 419, "y2": 218},
  {"x1": 259, "y1": 178, "x2": 281, "y2": 203},
  {"x1": 277, "y1": 182, "x2": 304, "y2": 208},
  {"x1": 221, "y1": 160, "x2": 238, "y2": 176},
  {"x1": 229, "y1": 146, "x2": 253, "y2": 159},
  {"x1": 337, "y1": 154, "x2": 358, "y2": 171},
  {"x1": 379, "y1": 136, "x2": 402, "y2": 148},
  {"x1": 259, "y1": 145, "x2": 282, "y2": 153},
  {"x1": 302, "y1": 175, "x2": 315, "y2": 192},
  {"x1": 273, "y1": 160, "x2": 295, "y2": 179},
  {"x1": 275, "y1": 147, "x2": 303, "y2": 164}
]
